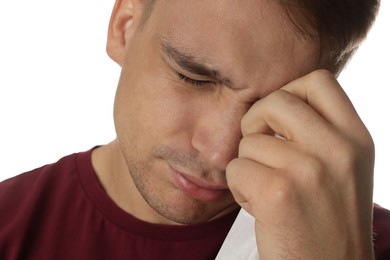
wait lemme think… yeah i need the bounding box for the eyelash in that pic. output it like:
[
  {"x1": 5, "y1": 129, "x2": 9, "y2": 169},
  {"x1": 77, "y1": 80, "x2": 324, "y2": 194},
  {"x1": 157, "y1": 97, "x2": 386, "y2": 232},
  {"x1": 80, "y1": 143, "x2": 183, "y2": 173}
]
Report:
[{"x1": 176, "y1": 72, "x2": 211, "y2": 87}]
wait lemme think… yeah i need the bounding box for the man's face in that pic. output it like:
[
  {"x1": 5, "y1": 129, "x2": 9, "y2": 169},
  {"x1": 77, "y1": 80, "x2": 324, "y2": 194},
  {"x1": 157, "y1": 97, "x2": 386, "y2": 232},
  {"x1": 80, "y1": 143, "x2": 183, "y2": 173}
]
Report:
[{"x1": 113, "y1": 0, "x2": 320, "y2": 224}]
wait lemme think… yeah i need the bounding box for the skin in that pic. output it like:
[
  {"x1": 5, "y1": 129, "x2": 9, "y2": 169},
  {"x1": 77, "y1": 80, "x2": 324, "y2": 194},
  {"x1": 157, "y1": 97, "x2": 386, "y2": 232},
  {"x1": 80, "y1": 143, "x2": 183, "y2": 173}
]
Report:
[{"x1": 92, "y1": 0, "x2": 375, "y2": 258}]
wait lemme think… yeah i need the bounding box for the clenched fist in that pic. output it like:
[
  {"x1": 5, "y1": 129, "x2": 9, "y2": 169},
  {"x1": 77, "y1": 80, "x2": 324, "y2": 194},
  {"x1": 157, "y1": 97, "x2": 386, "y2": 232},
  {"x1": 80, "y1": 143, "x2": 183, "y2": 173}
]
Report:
[{"x1": 226, "y1": 69, "x2": 375, "y2": 259}]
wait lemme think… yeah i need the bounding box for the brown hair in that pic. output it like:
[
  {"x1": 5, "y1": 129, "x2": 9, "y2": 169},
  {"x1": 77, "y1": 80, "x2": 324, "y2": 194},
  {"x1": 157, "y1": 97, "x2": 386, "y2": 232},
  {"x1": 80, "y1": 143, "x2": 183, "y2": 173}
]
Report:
[{"x1": 278, "y1": 0, "x2": 380, "y2": 75}]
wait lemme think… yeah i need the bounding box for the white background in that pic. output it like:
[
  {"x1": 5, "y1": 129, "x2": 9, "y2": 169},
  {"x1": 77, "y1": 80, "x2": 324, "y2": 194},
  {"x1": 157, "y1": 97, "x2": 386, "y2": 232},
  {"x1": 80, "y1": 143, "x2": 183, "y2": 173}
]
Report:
[{"x1": 0, "y1": 1, "x2": 389, "y2": 209}]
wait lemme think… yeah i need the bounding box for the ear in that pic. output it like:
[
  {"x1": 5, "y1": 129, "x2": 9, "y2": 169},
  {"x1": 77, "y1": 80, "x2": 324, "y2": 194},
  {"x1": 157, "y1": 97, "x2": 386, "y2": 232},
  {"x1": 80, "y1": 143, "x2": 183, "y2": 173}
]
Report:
[{"x1": 106, "y1": 0, "x2": 144, "y2": 66}]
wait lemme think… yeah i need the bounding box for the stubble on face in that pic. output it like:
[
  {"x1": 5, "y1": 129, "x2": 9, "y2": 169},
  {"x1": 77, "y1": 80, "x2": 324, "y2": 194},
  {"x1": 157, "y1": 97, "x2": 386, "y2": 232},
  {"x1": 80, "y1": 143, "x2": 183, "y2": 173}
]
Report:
[
  {"x1": 120, "y1": 142, "x2": 237, "y2": 224},
  {"x1": 113, "y1": 0, "x2": 320, "y2": 225}
]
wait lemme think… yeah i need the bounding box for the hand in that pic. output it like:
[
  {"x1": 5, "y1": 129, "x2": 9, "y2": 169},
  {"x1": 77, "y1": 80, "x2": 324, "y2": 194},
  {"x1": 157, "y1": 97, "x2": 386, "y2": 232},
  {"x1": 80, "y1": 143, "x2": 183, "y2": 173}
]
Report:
[{"x1": 226, "y1": 70, "x2": 375, "y2": 259}]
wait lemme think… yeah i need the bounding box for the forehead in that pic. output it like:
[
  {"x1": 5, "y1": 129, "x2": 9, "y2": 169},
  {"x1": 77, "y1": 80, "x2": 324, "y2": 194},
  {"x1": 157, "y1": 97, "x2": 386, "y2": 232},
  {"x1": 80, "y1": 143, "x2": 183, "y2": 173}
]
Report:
[{"x1": 145, "y1": 0, "x2": 320, "y2": 97}]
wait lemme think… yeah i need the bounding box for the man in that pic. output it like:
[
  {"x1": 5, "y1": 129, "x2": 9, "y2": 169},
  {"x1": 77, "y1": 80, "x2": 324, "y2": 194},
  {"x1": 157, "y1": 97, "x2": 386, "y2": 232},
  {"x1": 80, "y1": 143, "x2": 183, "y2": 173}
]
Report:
[{"x1": 1, "y1": 0, "x2": 389, "y2": 259}]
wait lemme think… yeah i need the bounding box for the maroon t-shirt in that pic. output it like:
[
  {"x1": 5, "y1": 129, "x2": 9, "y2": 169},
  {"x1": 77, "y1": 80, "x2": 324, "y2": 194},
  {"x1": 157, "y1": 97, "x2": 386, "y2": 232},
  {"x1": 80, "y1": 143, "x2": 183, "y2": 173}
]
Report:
[{"x1": 0, "y1": 148, "x2": 389, "y2": 259}]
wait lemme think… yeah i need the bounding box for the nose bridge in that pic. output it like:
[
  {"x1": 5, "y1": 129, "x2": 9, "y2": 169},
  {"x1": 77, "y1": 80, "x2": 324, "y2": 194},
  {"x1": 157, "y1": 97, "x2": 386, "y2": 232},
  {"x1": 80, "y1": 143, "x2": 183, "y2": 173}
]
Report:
[{"x1": 191, "y1": 103, "x2": 244, "y2": 170}]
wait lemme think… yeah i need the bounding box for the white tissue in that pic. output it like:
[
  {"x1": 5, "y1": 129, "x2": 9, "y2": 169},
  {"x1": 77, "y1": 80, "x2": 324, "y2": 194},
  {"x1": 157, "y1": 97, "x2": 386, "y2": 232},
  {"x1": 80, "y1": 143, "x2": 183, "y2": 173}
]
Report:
[{"x1": 216, "y1": 209, "x2": 260, "y2": 260}]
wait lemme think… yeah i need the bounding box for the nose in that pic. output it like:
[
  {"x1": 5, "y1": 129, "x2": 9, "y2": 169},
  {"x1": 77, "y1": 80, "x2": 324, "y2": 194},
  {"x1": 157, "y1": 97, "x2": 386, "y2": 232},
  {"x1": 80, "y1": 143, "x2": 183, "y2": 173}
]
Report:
[{"x1": 191, "y1": 103, "x2": 245, "y2": 171}]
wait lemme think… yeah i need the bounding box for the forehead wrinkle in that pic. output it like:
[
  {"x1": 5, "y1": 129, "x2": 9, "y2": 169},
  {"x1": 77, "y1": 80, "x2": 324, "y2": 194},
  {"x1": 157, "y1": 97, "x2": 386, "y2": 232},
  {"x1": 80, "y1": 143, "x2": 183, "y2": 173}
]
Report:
[{"x1": 159, "y1": 37, "x2": 235, "y2": 89}]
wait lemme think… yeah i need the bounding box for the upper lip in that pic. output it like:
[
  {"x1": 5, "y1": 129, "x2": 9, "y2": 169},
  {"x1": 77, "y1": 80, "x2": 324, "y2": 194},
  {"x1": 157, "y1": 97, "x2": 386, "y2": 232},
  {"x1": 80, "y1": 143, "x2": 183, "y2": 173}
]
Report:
[{"x1": 169, "y1": 164, "x2": 229, "y2": 190}]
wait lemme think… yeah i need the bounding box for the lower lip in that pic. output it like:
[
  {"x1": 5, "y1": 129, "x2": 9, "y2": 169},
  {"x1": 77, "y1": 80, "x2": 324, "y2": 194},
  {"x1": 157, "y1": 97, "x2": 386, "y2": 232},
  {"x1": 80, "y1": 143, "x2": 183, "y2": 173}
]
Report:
[{"x1": 170, "y1": 168, "x2": 228, "y2": 202}]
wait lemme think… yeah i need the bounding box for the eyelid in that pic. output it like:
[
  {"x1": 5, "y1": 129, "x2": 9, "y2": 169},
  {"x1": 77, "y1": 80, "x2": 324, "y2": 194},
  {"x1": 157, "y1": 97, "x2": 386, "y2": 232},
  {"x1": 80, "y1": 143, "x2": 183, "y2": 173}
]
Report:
[
  {"x1": 175, "y1": 71, "x2": 214, "y2": 87},
  {"x1": 161, "y1": 50, "x2": 216, "y2": 89}
]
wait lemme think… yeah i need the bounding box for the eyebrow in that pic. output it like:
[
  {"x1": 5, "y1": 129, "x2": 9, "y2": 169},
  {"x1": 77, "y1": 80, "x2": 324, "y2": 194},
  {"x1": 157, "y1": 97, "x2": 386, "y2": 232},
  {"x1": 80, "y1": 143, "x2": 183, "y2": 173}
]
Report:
[{"x1": 160, "y1": 39, "x2": 235, "y2": 89}]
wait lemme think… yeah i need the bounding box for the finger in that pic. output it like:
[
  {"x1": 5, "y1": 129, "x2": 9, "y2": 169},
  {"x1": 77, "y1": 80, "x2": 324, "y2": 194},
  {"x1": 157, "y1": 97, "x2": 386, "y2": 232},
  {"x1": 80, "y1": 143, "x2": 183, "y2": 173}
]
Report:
[
  {"x1": 226, "y1": 158, "x2": 277, "y2": 213},
  {"x1": 281, "y1": 69, "x2": 368, "y2": 138},
  {"x1": 241, "y1": 88, "x2": 333, "y2": 144},
  {"x1": 238, "y1": 133, "x2": 303, "y2": 169},
  {"x1": 226, "y1": 157, "x2": 306, "y2": 219}
]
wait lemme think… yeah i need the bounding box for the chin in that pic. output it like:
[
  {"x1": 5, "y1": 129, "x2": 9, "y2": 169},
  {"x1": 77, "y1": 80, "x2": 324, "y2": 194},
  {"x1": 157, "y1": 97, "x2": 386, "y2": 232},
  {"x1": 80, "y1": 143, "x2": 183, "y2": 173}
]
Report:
[{"x1": 147, "y1": 194, "x2": 238, "y2": 225}]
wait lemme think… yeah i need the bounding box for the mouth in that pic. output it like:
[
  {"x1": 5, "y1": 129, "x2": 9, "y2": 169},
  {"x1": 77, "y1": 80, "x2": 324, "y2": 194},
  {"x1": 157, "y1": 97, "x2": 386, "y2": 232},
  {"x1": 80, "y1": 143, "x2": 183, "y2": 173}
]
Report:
[{"x1": 169, "y1": 165, "x2": 230, "y2": 202}]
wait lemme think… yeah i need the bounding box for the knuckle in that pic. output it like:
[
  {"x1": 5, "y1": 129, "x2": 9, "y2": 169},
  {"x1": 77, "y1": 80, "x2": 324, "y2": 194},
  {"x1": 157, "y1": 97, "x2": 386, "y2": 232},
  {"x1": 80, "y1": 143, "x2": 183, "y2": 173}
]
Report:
[
  {"x1": 266, "y1": 89, "x2": 288, "y2": 101},
  {"x1": 327, "y1": 134, "x2": 372, "y2": 181},
  {"x1": 238, "y1": 134, "x2": 252, "y2": 150},
  {"x1": 225, "y1": 158, "x2": 248, "y2": 192},
  {"x1": 305, "y1": 69, "x2": 337, "y2": 93},
  {"x1": 286, "y1": 148, "x2": 329, "y2": 189},
  {"x1": 308, "y1": 69, "x2": 334, "y2": 83},
  {"x1": 269, "y1": 176, "x2": 298, "y2": 205},
  {"x1": 239, "y1": 134, "x2": 258, "y2": 153},
  {"x1": 332, "y1": 138, "x2": 359, "y2": 173},
  {"x1": 226, "y1": 158, "x2": 240, "y2": 176},
  {"x1": 240, "y1": 102, "x2": 262, "y2": 133},
  {"x1": 240, "y1": 113, "x2": 250, "y2": 134},
  {"x1": 299, "y1": 154, "x2": 327, "y2": 187},
  {"x1": 269, "y1": 89, "x2": 301, "y2": 109},
  {"x1": 359, "y1": 131, "x2": 375, "y2": 159}
]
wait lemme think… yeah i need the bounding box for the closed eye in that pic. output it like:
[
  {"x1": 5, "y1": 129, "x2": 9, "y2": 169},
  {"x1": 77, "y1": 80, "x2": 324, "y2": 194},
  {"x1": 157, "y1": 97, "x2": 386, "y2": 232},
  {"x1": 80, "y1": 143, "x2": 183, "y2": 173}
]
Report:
[{"x1": 175, "y1": 72, "x2": 214, "y2": 88}]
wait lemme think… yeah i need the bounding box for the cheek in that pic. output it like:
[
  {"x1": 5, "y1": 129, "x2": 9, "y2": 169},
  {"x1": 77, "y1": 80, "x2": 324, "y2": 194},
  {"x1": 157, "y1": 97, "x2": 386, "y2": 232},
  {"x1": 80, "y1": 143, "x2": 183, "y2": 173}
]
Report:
[{"x1": 113, "y1": 75, "x2": 196, "y2": 148}]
